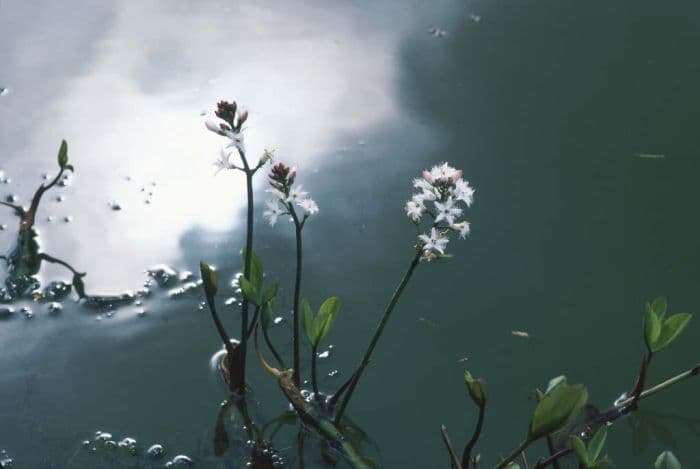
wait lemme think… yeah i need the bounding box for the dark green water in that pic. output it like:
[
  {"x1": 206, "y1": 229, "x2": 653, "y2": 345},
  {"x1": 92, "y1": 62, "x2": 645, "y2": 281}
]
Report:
[{"x1": 1, "y1": 0, "x2": 699, "y2": 467}]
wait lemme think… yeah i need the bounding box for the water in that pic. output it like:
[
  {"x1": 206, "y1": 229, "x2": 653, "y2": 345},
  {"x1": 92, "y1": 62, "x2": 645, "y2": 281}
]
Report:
[{"x1": 1, "y1": 0, "x2": 700, "y2": 467}]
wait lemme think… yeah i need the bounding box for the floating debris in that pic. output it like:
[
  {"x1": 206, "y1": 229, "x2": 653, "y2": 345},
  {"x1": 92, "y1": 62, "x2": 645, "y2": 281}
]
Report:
[
  {"x1": 328, "y1": 369, "x2": 339, "y2": 378},
  {"x1": 109, "y1": 201, "x2": 122, "y2": 211},
  {"x1": 273, "y1": 316, "x2": 284, "y2": 325},
  {"x1": 428, "y1": 26, "x2": 447, "y2": 37},
  {"x1": 457, "y1": 357, "x2": 469, "y2": 363},
  {"x1": 5, "y1": 194, "x2": 18, "y2": 203},
  {"x1": 318, "y1": 350, "x2": 330, "y2": 359},
  {"x1": 512, "y1": 330, "x2": 530, "y2": 339},
  {"x1": 55, "y1": 195, "x2": 65, "y2": 202},
  {"x1": 418, "y1": 316, "x2": 438, "y2": 327},
  {"x1": 468, "y1": 13, "x2": 482, "y2": 23},
  {"x1": 634, "y1": 152, "x2": 665, "y2": 159},
  {"x1": 63, "y1": 216, "x2": 73, "y2": 223}
]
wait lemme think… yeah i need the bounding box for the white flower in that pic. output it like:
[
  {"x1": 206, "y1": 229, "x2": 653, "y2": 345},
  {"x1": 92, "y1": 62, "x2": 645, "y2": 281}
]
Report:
[
  {"x1": 265, "y1": 187, "x2": 286, "y2": 201},
  {"x1": 205, "y1": 119, "x2": 245, "y2": 154},
  {"x1": 214, "y1": 148, "x2": 238, "y2": 174},
  {"x1": 454, "y1": 179, "x2": 474, "y2": 207},
  {"x1": 263, "y1": 200, "x2": 283, "y2": 226},
  {"x1": 434, "y1": 197, "x2": 462, "y2": 225},
  {"x1": 205, "y1": 119, "x2": 228, "y2": 135},
  {"x1": 299, "y1": 198, "x2": 319, "y2": 215},
  {"x1": 419, "y1": 227, "x2": 449, "y2": 255},
  {"x1": 426, "y1": 163, "x2": 461, "y2": 183},
  {"x1": 405, "y1": 199, "x2": 424, "y2": 222},
  {"x1": 451, "y1": 221, "x2": 470, "y2": 239},
  {"x1": 287, "y1": 185, "x2": 308, "y2": 203}
]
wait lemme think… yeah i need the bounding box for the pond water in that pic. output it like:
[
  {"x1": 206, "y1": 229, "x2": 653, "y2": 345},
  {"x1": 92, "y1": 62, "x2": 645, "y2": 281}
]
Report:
[{"x1": 1, "y1": 0, "x2": 699, "y2": 467}]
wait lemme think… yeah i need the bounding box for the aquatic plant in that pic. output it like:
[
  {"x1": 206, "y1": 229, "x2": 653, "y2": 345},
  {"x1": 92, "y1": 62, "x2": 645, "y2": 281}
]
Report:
[
  {"x1": 0, "y1": 140, "x2": 87, "y2": 301},
  {"x1": 199, "y1": 99, "x2": 697, "y2": 468}
]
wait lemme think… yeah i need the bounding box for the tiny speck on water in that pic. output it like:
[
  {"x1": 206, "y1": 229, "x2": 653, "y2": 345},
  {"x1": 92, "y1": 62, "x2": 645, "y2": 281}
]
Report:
[
  {"x1": 46, "y1": 216, "x2": 53, "y2": 222},
  {"x1": 5, "y1": 194, "x2": 18, "y2": 203},
  {"x1": 224, "y1": 297, "x2": 237, "y2": 306},
  {"x1": 47, "y1": 302, "x2": 62, "y2": 314},
  {"x1": 0, "y1": 224, "x2": 6, "y2": 231},
  {"x1": 94, "y1": 431, "x2": 113, "y2": 441},
  {"x1": 328, "y1": 369, "x2": 339, "y2": 378},
  {"x1": 63, "y1": 216, "x2": 73, "y2": 223},
  {"x1": 20, "y1": 307, "x2": 32, "y2": 319},
  {"x1": 56, "y1": 195, "x2": 65, "y2": 202},
  {"x1": 273, "y1": 316, "x2": 284, "y2": 325},
  {"x1": 318, "y1": 350, "x2": 330, "y2": 359},
  {"x1": 0, "y1": 87, "x2": 8, "y2": 97},
  {"x1": 109, "y1": 201, "x2": 122, "y2": 211},
  {"x1": 1, "y1": 178, "x2": 10, "y2": 184},
  {"x1": 136, "y1": 308, "x2": 146, "y2": 317},
  {"x1": 167, "y1": 455, "x2": 194, "y2": 466}
]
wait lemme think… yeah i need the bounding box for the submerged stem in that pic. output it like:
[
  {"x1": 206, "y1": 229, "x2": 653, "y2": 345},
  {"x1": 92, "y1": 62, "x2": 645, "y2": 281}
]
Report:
[
  {"x1": 335, "y1": 249, "x2": 422, "y2": 424},
  {"x1": 311, "y1": 343, "x2": 321, "y2": 405}
]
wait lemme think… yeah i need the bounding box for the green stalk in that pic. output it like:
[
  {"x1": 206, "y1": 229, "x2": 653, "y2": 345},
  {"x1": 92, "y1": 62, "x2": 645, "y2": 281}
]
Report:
[
  {"x1": 238, "y1": 151, "x2": 254, "y2": 394},
  {"x1": 311, "y1": 343, "x2": 320, "y2": 404},
  {"x1": 495, "y1": 440, "x2": 531, "y2": 469},
  {"x1": 614, "y1": 363, "x2": 700, "y2": 408},
  {"x1": 289, "y1": 207, "x2": 303, "y2": 387},
  {"x1": 335, "y1": 249, "x2": 422, "y2": 424}
]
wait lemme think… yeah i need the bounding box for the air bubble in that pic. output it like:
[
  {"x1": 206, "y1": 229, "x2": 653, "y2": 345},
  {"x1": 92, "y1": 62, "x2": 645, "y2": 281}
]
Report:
[
  {"x1": 47, "y1": 302, "x2": 63, "y2": 314},
  {"x1": 273, "y1": 316, "x2": 284, "y2": 325},
  {"x1": 147, "y1": 444, "x2": 165, "y2": 458}
]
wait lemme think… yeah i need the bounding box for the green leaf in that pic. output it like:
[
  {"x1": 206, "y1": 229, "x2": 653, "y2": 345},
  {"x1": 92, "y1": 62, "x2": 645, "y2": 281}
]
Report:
[
  {"x1": 247, "y1": 250, "x2": 264, "y2": 293},
  {"x1": 529, "y1": 384, "x2": 588, "y2": 441},
  {"x1": 654, "y1": 451, "x2": 681, "y2": 469},
  {"x1": 463, "y1": 371, "x2": 486, "y2": 407},
  {"x1": 262, "y1": 280, "x2": 278, "y2": 304},
  {"x1": 570, "y1": 435, "x2": 589, "y2": 466},
  {"x1": 315, "y1": 296, "x2": 341, "y2": 343},
  {"x1": 505, "y1": 463, "x2": 520, "y2": 469},
  {"x1": 653, "y1": 313, "x2": 692, "y2": 352},
  {"x1": 651, "y1": 296, "x2": 668, "y2": 318},
  {"x1": 199, "y1": 261, "x2": 218, "y2": 298},
  {"x1": 302, "y1": 299, "x2": 315, "y2": 344},
  {"x1": 643, "y1": 305, "x2": 661, "y2": 352},
  {"x1": 57, "y1": 139, "x2": 68, "y2": 168},
  {"x1": 239, "y1": 277, "x2": 259, "y2": 305},
  {"x1": 587, "y1": 426, "x2": 608, "y2": 463}
]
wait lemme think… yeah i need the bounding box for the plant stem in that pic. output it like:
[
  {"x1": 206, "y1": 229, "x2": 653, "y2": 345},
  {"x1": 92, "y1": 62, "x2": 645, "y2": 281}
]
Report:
[
  {"x1": 335, "y1": 249, "x2": 422, "y2": 424},
  {"x1": 238, "y1": 152, "x2": 254, "y2": 394},
  {"x1": 495, "y1": 440, "x2": 531, "y2": 469},
  {"x1": 311, "y1": 343, "x2": 321, "y2": 404},
  {"x1": 263, "y1": 326, "x2": 286, "y2": 369},
  {"x1": 290, "y1": 208, "x2": 303, "y2": 387},
  {"x1": 614, "y1": 362, "x2": 700, "y2": 408},
  {"x1": 463, "y1": 404, "x2": 485, "y2": 468},
  {"x1": 441, "y1": 425, "x2": 462, "y2": 469}
]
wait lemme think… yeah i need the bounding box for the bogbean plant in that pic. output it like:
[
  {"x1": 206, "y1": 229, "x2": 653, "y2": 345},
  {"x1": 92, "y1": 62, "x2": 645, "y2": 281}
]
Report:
[
  {"x1": 199, "y1": 99, "x2": 697, "y2": 468},
  {"x1": 442, "y1": 297, "x2": 696, "y2": 469}
]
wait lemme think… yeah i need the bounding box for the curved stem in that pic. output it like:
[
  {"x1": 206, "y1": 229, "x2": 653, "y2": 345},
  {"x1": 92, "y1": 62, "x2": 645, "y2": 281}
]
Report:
[
  {"x1": 335, "y1": 249, "x2": 422, "y2": 424},
  {"x1": 263, "y1": 326, "x2": 286, "y2": 369},
  {"x1": 495, "y1": 440, "x2": 531, "y2": 469},
  {"x1": 463, "y1": 404, "x2": 485, "y2": 468},
  {"x1": 290, "y1": 207, "x2": 303, "y2": 387},
  {"x1": 441, "y1": 425, "x2": 462, "y2": 469}
]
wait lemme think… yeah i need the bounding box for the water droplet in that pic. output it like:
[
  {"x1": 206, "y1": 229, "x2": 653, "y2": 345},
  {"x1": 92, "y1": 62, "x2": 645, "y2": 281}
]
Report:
[
  {"x1": 0, "y1": 88, "x2": 8, "y2": 97},
  {"x1": 0, "y1": 224, "x2": 6, "y2": 231},
  {"x1": 178, "y1": 270, "x2": 193, "y2": 281},
  {"x1": 146, "y1": 265, "x2": 178, "y2": 287},
  {"x1": 147, "y1": 443, "x2": 165, "y2": 459},
  {"x1": 63, "y1": 216, "x2": 73, "y2": 223},
  {"x1": 168, "y1": 455, "x2": 194, "y2": 466},
  {"x1": 47, "y1": 302, "x2": 62, "y2": 315},
  {"x1": 0, "y1": 457, "x2": 14, "y2": 468},
  {"x1": 94, "y1": 431, "x2": 113, "y2": 441},
  {"x1": 5, "y1": 194, "x2": 18, "y2": 203},
  {"x1": 0, "y1": 307, "x2": 15, "y2": 320},
  {"x1": 46, "y1": 216, "x2": 53, "y2": 222},
  {"x1": 273, "y1": 316, "x2": 284, "y2": 325},
  {"x1": 318, "y1": 350, "x2": 330, "y2": 359},
  {"x1": 224, "y1": 297, "x2": 237, "y2": 306},
  {"x1": 328, "y1": 369, "x2": 339, "y2": 378},
  {"x1": 109, "y1": 201, "x2": 122, "y2": 211}
]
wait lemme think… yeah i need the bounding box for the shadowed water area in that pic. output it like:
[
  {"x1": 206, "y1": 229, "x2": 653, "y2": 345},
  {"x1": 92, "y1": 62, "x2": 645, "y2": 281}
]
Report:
[{"x1": 1, "y1": 0, "x2": 699, "y2": 467}]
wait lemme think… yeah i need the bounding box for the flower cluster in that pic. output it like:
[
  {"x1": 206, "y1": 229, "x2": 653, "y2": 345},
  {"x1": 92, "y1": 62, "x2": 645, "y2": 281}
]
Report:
[
  {"x1": 205, "y1": 100, "x2": 253, "y2": 173},
  {"x1": 263, "y1": 163, "x2": 319, "y2": 227},
  {"x1": 406, "y1": 162, "x2": 474, "y2": 260}
]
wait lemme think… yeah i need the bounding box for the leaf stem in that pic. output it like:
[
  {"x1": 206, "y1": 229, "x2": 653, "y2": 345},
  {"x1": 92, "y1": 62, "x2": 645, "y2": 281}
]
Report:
[
  {"x1": 290, "y1": 206, "x2": 304, "y2": 387},
  {"x1": 495, "y1": 440, "x2": 531, "y2": 469},
  {"x1": 238, "y1": 149, "x2": 254, "y2": 394},
  {"x1": 463, "y1": 404, "x2": 486, "y2": 468},
  {"x1": 311, "y1": 343, "x2": 321, "y2": 405},
  {"x1": 334, "y1": 249, "x2": 422, "y2": 424}
]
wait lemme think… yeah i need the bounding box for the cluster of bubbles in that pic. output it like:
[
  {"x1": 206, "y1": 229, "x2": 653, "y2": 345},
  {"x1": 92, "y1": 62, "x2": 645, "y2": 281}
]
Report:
[
  {"x1": 0, "y1": 449, "x2": 13, "y2": 468},
  {"x1": 81, "y1": 430, "x2": 193, "y2": 466}
]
